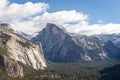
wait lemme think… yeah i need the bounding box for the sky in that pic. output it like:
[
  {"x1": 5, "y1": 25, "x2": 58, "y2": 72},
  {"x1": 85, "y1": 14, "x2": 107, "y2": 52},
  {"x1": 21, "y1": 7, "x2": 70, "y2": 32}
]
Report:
[
  {"x1": 1, "y1": 0, "x2": 120, "y2": 35},
  {"x1": 9, "y1": 0, "x2": 120, "y2": 24}
]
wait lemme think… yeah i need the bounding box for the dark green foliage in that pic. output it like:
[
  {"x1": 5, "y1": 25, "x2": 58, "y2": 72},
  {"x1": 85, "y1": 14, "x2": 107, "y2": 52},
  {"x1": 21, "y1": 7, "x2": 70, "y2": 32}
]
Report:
[
  {"x1": 0, "y1": 70, "x2": 14, "y2": 80},
  {"x1": 20, "y1": 61, "x2": 120, "y2": 80},
  {"x1": 100, "y1": 64, "x2": 120, "y2": 80},
  {"x1": 0, "y1": 61, "x2": 119, "y2": 80}
]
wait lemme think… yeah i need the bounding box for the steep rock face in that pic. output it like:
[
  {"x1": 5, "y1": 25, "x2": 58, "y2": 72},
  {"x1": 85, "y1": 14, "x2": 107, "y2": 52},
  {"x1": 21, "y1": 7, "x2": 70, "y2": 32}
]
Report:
[
  {"x1": 0, "y1": 23, "x2": 47, "y2": 77},
  {"x1": 0, "y1": 55, "x2": 23, "y2": 77},
  {"x1": 103, "y1": 41, "x2": 120, "y2": 59},
  {"x1": 71, "y1": 34, "x2": 120, "y2": 60},
  {"x1": 71, "y1": 34, "x2": 109, "y2": 61},
  {"x1": 6, "y1": 37, "x2": 46, "y2": 70},
  {"x1": 32, "y1": 23, "x2": 120, "y2": 62},
  {"x1": 0, "y1": 45, "x2": 24, "y2": 77},
  {"x1": 32, "y1": 23, "x2": 84, "y2": 62}
]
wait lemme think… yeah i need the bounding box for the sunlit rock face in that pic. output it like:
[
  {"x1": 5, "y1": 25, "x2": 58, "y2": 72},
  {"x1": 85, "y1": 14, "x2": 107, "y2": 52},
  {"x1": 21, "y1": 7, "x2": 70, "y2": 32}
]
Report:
[
  {"x1": 0, "y1": 55, "x2": 24, "y2": 77},
  {"x1": 0, "y1": 23, "x2": 47, "y2": 77}
]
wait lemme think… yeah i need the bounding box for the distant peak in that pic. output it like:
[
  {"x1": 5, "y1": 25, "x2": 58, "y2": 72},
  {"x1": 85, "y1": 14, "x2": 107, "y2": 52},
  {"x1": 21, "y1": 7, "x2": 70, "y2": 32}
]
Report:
[
  {"x1": 46, "y1": 23, "x2": 56, "y2": 26},
  {"x1": 44, "y1": 23, "x2": 67, "y2": 33},
  {"x1": 0, "y1": 23, "x2": 9, "y2": 26},
  {"x1": 46, "y1": 23, "x2": 60, "y2": 29}
]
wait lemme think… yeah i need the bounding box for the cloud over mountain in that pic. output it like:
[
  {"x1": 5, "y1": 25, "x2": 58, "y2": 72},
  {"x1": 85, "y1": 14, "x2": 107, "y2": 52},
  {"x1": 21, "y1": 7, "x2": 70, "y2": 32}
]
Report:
[
  {"x1": 66, "y1": 23, "x2": 120, "y2": 35},
  {"x1": 0, "y1": 0, "x2": 120, "y2": 35},
  {"x1": 12, "y1": 10, "x2": 88, "y2": 34}
]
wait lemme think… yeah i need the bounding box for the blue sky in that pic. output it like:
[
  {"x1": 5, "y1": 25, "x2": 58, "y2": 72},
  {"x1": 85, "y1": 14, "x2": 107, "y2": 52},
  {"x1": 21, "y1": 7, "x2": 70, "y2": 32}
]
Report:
[{"x1": 9, "y1": 0, "x2": 120, "y2": 24}]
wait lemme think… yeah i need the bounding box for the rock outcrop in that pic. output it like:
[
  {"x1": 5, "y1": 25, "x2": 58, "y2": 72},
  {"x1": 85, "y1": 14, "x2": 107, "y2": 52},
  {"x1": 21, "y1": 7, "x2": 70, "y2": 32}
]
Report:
[
  {"x1": 0, "y1": 55, "x2": 24, "y2": 77},
  {"x1": 0, "y1": 23, "x2": 47, "y2": 77}
]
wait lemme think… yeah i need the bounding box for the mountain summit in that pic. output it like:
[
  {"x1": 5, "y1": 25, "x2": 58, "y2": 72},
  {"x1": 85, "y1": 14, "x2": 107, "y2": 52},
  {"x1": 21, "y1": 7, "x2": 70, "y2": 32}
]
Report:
[{"x1": 32, "y1": 23, "x2": 83, "y2": 62}]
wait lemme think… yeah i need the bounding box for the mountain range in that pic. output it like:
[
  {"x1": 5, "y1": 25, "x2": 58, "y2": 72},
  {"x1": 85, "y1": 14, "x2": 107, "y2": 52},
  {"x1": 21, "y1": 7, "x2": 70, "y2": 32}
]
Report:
[
  {"x1": 31, "y1": 23, "x2": 120, "y2": 62},
  {"x1": 93, "y1": 34, "x2": 120, "y2": 48},
  {"x1": 0, "y1": 22, "x2": 120, "y2": 78}
]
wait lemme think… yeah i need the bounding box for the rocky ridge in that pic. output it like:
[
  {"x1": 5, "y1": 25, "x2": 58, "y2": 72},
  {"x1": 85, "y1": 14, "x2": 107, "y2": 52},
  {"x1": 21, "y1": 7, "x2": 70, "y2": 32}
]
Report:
[{"x1": 0, "y1": 23, "x2": 47, "y2": 77}]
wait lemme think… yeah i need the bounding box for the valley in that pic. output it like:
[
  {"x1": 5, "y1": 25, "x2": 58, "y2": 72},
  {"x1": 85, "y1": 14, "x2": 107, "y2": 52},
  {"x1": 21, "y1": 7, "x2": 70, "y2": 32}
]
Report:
[{"x1": 0, "y1": 61, "x2": 120, "y2": 80}]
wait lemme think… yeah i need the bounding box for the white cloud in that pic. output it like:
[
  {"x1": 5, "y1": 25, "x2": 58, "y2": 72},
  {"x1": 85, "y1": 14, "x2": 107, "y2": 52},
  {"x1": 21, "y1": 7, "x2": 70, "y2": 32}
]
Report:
[
  {"x1": 4, "y1": 2, "x2": 48, "y2": 20},
  {"x1": 66, "y1": 23, "x2": 120, "y2": 35},
  {"x1": 38, "y1": 10, "x2": 88, "y2": 24},
  {"x1": 12, "y1": 20, "x2": 36, "y2": 34},
  {"x1": 0, "y1": 0, "x2": 8, "y2": 18},
  {"x1": 0, "y1": 0, "x2": 8, "y2": 9},
  {"x1": 0, "y1": 0, "x2": 49, "y2": 21}
]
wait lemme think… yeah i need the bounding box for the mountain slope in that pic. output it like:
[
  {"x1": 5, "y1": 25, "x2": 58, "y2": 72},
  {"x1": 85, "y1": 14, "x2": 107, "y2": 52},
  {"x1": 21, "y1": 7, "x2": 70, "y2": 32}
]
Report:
[
  {"x1": 32, "y1": 23, "x2": 120, "y2": 62},
  {"x1": 32, "y1": 23, "x2": 84, "y2": 62},
  {"x1": 0, "y1": 23, "x2": 47, "y2": 77},
  {"x1": 16, "y1": 30, "x2": 31, "y2": 40},
  {"x1": 93, "y1": 34, "x2": 120, "y2": 48}
]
